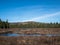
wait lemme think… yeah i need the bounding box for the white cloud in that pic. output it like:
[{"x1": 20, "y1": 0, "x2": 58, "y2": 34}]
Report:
[{"x1": 22, "y1": 12, "x2": 60, "y2": 22}]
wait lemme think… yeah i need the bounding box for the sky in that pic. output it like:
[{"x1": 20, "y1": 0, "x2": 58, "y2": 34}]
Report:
[{"x1": 0, "y1": 0, "x2": 60, "y2": 23}]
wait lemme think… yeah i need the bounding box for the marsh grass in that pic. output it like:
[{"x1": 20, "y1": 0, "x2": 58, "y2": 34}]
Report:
[{"x1": 0, "y1": 36, "x2": 60, "y2": 45}]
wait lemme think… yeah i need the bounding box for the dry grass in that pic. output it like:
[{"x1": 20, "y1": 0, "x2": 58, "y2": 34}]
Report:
[
  {"x1": 0, "y1": 28, "x2": 60, "y2": 45},
  {"x1": 0, "y1": 28, "x2": 60, "y2": 34},
  {"x1": 0, "y1": 36, "x2": 60, "y2": 45}
]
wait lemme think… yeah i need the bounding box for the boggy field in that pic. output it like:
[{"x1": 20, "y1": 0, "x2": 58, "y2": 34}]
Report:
[
  {"x1": 0, "y1": 36, "x2": 60, "y2": 45},
  {"x1": 15, "y1": 28, "x2": 60, "y2": 34},
  {"x1": 0, "y1": 28, "x2": 60, "y2": 34},
  {"x1": 0, "y1": 28, "x2": 60, "y2": 45}
]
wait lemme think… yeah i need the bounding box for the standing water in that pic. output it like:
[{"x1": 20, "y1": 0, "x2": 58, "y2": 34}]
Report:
[{"x1": 0, "y1": 33, "x2": 60, "y2": 36}]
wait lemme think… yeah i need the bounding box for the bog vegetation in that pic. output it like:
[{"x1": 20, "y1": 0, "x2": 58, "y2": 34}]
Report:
[{"x1": 0, "y1": 19, "x2": 60, "y2": 28}]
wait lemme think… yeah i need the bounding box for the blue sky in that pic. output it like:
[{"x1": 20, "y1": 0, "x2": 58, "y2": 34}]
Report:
[{"x1": 0, "y1": 0, "x2": 60, "y2": 23}]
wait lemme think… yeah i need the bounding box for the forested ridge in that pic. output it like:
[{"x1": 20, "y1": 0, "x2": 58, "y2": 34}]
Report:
[
  {"x1": 10, "y1": 21, "x2": 60, "y2": 28},
  {"x1": 0, "y1": 19, "x2": 60, "y2": 28}
]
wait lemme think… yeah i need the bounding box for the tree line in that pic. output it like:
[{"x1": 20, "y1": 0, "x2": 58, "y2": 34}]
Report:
[
  {"x1": 10, "y1": 22, "x2": 60, "y2": 28},
  {"x1": 0, "y1": 19, "x2": 9, "y2": 29},
  {"x1": 0, "y1": 19, "x2": 60, "y2": 28}
]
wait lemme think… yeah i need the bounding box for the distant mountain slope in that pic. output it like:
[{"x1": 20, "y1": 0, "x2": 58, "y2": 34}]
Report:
[
  {"x1": 10, "y1": 21, "x2": 40, "y2": 25},
  {"x1": 9, "y1": 21, "x2": 60, "y2": 28}
]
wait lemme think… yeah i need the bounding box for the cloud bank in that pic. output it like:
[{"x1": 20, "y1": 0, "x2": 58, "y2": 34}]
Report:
[{"x1": 22, "y1": 12, "x2": 60, "y2": 22}]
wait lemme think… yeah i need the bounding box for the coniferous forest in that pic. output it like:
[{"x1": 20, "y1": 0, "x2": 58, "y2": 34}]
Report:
[{"x1": 0, "y1": 19, "x2": 9, "y2": 29}]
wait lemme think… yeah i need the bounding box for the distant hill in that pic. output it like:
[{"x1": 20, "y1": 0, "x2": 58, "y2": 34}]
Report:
[
  {"x1": 9, "y1": 21, "x2": 60, "y2": 28},
  {"x1": 0, "y1": 18, "x2": 60, "y2": 28}
]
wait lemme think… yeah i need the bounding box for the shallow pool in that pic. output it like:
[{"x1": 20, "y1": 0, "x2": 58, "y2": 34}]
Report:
[
  {"x1": 0, "y1": 33, "x2": 20, "y2": 36},
  {"x1": 0, "y1": 33, "x2": 60, "y2": 36}
]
